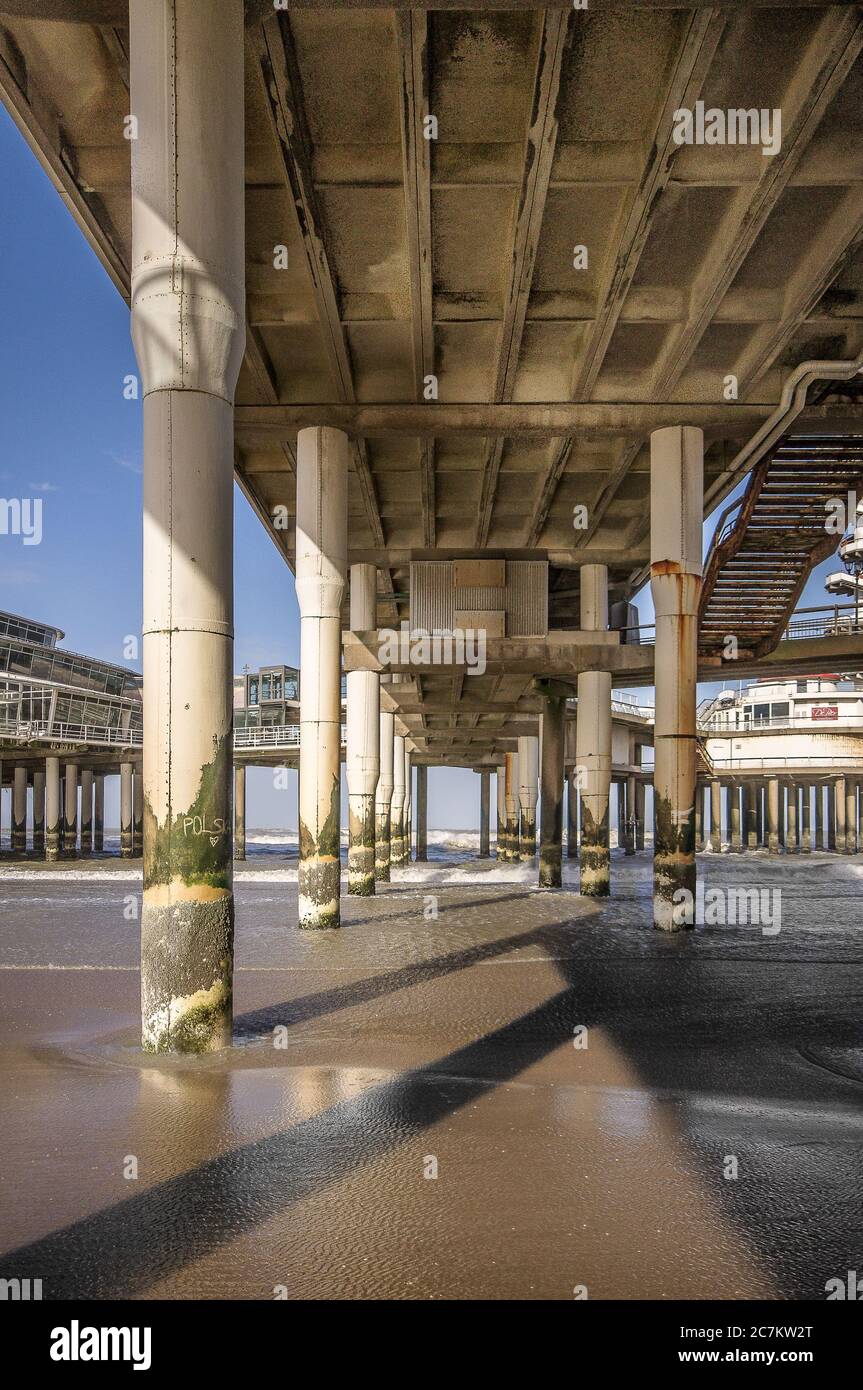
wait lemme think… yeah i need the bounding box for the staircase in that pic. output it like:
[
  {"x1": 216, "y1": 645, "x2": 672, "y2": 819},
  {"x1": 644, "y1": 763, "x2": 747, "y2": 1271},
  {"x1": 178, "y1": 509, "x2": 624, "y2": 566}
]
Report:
[{"x1": 699, "y1": 435, "x2": 863, "y2": 660}]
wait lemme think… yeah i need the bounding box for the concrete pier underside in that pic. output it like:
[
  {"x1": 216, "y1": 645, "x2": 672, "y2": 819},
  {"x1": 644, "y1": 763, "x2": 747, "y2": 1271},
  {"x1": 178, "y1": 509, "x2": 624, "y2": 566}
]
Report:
[{"x1": 0, "y1": 855, "x2": 860, "y2": 1301}]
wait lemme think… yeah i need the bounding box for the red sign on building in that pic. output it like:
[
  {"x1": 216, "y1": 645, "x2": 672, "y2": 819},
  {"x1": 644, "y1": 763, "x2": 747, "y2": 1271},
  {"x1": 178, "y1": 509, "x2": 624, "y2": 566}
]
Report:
[{"x1": 811, "y1": 705, "x2": 838, "y2": 721}]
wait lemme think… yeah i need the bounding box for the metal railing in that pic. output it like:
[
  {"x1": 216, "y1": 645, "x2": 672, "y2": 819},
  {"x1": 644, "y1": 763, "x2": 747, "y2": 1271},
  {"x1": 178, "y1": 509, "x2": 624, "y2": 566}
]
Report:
[
  {"x1": 234, "y1": 724, "x2": 347, "y2": 750},
  {"x1": 708, "y1": 754, "x2": 863, "y2": 771},
  {"x1": 611, "y1": 695, "x2": 655, "y2": 719},
  {"x1": 0, "y1": 719, "x2": 143, "y2": 748}
]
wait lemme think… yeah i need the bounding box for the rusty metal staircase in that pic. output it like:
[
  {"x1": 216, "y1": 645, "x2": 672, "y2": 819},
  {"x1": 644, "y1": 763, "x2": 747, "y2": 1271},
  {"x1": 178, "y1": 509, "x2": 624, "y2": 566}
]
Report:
[{"x1": 699, "y1": 435, "x2": 863, "y2": 660}]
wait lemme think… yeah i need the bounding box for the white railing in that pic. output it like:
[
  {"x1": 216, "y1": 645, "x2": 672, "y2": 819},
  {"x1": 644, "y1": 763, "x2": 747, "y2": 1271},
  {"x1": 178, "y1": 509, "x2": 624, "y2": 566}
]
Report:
[
  {"x1": 0, "y1": 719, "x2": 143, "y2": 748},
  {"x1": 611, "y1": 695, "x2": 655, "y2": 719},
  {"x1": 701, "y1": 714, "x2": 863, "y2": 734},
  {"x1": 234, "y1": 723, "x2": 347, "y2": 750},
  {"x1": 709, "y1": 755, "x2": 863, "y2": 771}
]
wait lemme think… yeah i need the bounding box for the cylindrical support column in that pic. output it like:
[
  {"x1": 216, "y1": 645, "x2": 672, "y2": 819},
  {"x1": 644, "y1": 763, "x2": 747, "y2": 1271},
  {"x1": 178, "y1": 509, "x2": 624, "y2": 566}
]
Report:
[
  {"x1": 567, "y1": 768, "x2": 579, "y2": 858},
  {"x1": 745, "y1": 781, "x2": 758, "y2": 849},
  {"x1": 786, "y1": 781, "x2": 798, "y2": 851},
  {"x1": 120, "y1": 761, "x2": 134, "y2": 859},
  {"x1": 132, "y1": 769, "x2": 143, "y2": 856},
  {"x1": 295, "y1": 427, "x2": 348, "y2": 924},
  {"x1": 234, "y1": 765, "x2": 246, "y2": 861},
  {"x1": 729, "y1": 781, "x2": 741, "y2": 851},
  {"x1": 64, "y1": 763, "x2": 78, "y2": 859},
  {"x1": 416, "y1": 763, "x2": 429, "y2": 861},
  {"x1": 635, "y1": 779, "x2": 646, "y2": 851},
  {"x1": 650, "y1": 427, "x2": 702, "y2": 929},
  {"x1": 45, "y1": 756, "x2": 60, "y2": 863},
  {"x1": 801, "y1": 784, "x2": 812, "y2": 852},
  {"x1": 403, "y1": 743, "x2": 412, "y2": 862},
  {"x1": 504, "y1": 751, "x2": 519, "y2": 862},
  {"x1": 710, "y1": 777, "x2": 722, "y2": 853},
  {"x1": 857, "y1": 782, "x2": 862, "y2": 852},
  {"x1": 12, "y1": 766, "x2": 27, "y2": 855},
  {"x1": 625, "y1": 773, "x2": 637, "y2": 855},
  {"x1": 814, "y1": 785, "x2": 824, "y2": 851},
  {"x1": 478, "y1": 769, "x2": 490, "y2": 858},
  {"x1": 518, "y1": 735, "x2": 539, "y2": 859},
  {"x1": 374, "y1": 709, "x2": 394, "y2": 882},
  {"x1": 695, "y1": 779, "x2": 704, "y2": 851},
  {"x1": 767, "y1": 775, "x2": 779, "y2": 854},
  {"x1": 346, "y1": 563, "x2": 380, "y2": 895},
  {"x1": 846, "y1": 779, "x2": 857, "y2": 854},
  {"x1": 539, "y1": 697, "x2": 565, "y2": 888},
  {"x1": 827, "y1": 779, "x2": 837, "y2": 851},
  {"x1": 577, "y1": 564, "x2": 612, "y2": 896},
  {"x1": 390, "y1": 733, "x2": 406, "y2": 867},
  {"x1": 80, "y1": 769, "x2": 94, "y2": 856},
  {"x1": 577, "y1": 672, "x2": 612, "y2": 894},
  {"x1": 835, "y1": 776, "x2": 846, "y2": 853},
  {"x1": 32, "y1": 768, "x2": 45, "y2": 857},
  {"x1": 756, "y1": 786, "x2": 764, "y2": 848},
  {"x1": 496, "y1": 766, "x2": 507, "y2": 859},
  {"x1": 132, "y1": 0, "x2": 245, "y2": 1048},
  {"x1": 93, "y1": 773, "x2": 104, "y2": 853}
]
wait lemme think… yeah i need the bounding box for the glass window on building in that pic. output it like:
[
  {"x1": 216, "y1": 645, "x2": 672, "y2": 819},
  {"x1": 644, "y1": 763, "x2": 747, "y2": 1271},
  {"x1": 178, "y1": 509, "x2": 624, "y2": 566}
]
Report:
[
  {"x1": 249, "y1": 678, "x2": 258, "y2": 706},
  {"x1": 753, "y1": 703, "x2": 770, "y2": 723},
  {"x1": 771, "y1": 702, "x2": 789, "y2": 720}
]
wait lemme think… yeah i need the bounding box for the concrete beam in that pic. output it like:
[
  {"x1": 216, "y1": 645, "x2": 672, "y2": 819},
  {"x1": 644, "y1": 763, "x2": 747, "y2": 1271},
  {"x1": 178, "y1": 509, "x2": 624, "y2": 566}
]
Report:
[{"x1": 233, "y1": 401, "x2": 863, "y2": 443}]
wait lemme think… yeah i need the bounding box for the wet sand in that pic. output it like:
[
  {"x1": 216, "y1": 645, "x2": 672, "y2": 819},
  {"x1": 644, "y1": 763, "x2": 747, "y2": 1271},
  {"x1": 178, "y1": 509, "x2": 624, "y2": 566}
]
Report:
[{"x1": 0, "y1": 850, "x2": 861, "y2": 1300}]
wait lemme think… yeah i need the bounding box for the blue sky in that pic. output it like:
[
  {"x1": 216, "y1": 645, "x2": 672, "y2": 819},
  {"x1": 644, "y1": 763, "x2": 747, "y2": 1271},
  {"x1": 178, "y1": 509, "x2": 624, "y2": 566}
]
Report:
[{"x1": 0, "y1": 104, "x2": 846, "y2": 830}]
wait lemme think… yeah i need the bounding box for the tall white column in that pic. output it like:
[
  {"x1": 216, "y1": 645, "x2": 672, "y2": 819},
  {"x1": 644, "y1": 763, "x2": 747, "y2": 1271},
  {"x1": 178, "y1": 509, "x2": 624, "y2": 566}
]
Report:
[
  {"x1": 296, "y1": 427, "x2": 348, "y2": 926},
  {"x1": 416, "y1": 763, "x2": 429, "y2": 860},
  {"x1": 539, "y1": 698, "x2": 565, "y2": 887},
  {"x1": 234, "y1": 765, "x2": 246, "y2": 861},
  {"x1": 12, "y1": 766, "x2": 27, "y2": 855},
  {"x1": 496, "y1": 765, "x2": 507, "y2": 859},
  {"x1": 478, "y1": 769, "x2": 490, "y2": 858},
  {"x1": 518, "y1": 735, "x2": 539, "y2": 858},
  {"x1": 80, "y1": 768, "x2": 94, "y2": 856},
  {"x1": 650, "y1": 425, "x2": 703, "y2": 931},
  {"x1": 504, "y1": 750, "x2": 520, "y2": 862},
  {"x1": 375, "y1": 708, "x2": 395, "y2": 881},
  {"x1": 347, "y1": 563, "x2": 380, "y2": 895},
  {"x1": 45, "y1": 756, "x2": 60, "y2": 863},
  {"x1": 403, "y1": 742, "x2": 412, "y2": 862},
  {"x1": 132, "y1": 0, "x2": 245, "y2": 1049},
  {"x1": 391, "y1": 733, "x2": 406, "y2": 866},
  {"x1": 576, "y1": 564, "x2": 612, "y2": 896}
]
